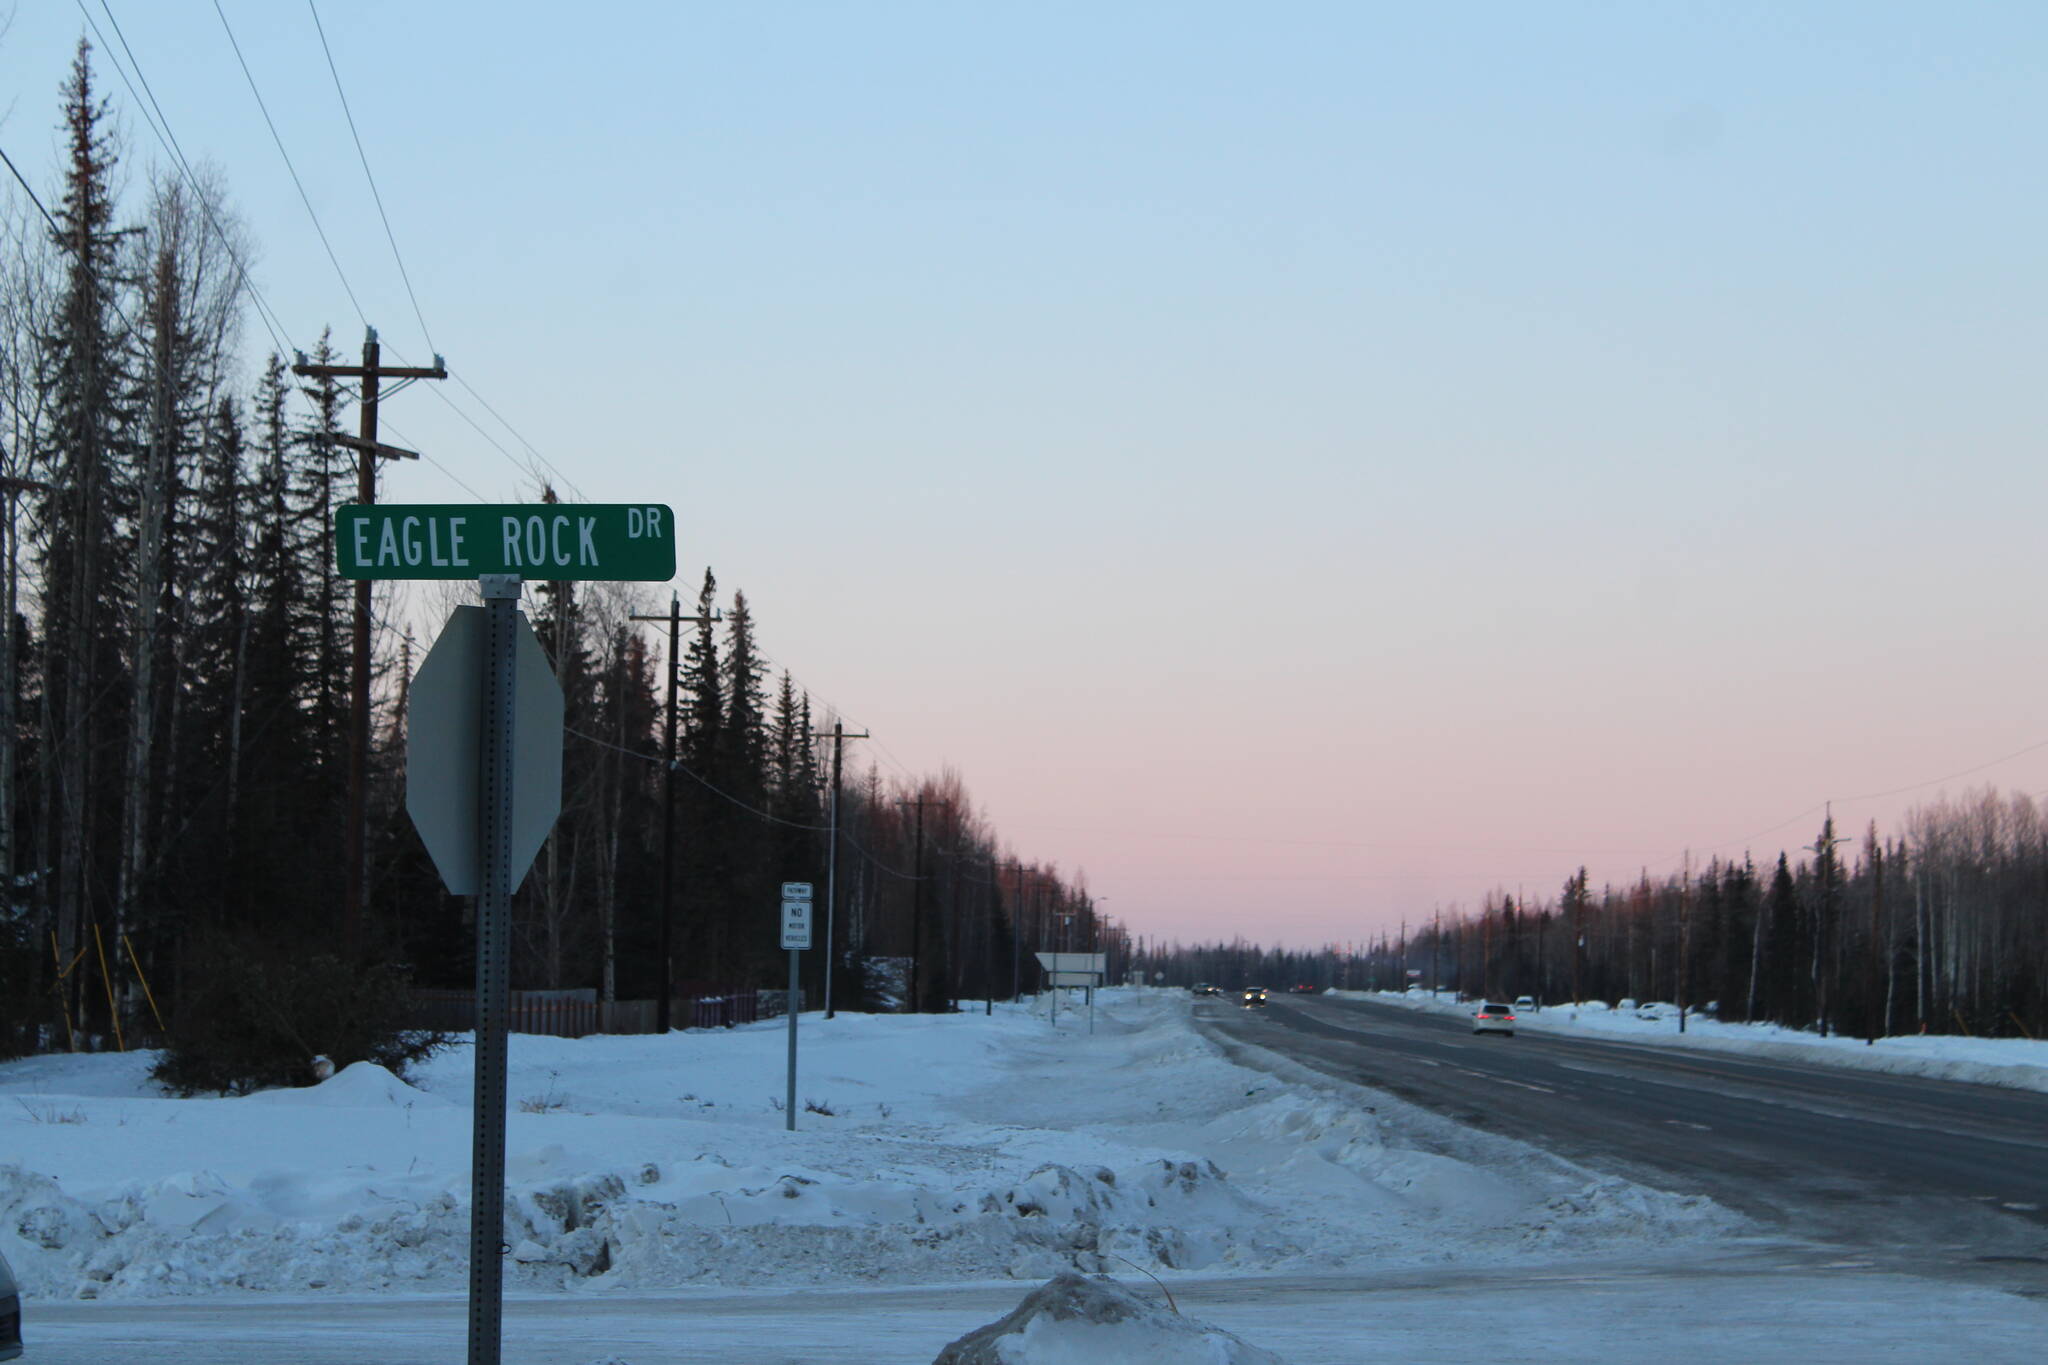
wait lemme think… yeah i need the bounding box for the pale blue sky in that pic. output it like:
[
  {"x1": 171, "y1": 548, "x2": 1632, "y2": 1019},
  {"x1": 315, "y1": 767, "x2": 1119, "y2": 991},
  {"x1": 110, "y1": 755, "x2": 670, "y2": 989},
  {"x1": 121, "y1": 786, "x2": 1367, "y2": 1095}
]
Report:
[{"x1": 4, "y1": 3, "x2": 2046, "y2": 942}]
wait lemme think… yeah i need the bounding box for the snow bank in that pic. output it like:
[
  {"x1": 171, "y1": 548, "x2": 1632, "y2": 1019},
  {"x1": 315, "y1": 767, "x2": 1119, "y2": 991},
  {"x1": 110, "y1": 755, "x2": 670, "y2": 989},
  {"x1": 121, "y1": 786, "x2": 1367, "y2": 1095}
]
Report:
[
  {"x1": 933, "y1": 1271, "x2": 1284, "y2": 1364},
  {"x1": 1332, "y1": 989, "x2": 2048, "y2": 1093},
  {"x1": 0, "y1": 989, "x2": 1737, "y2": 1302}
]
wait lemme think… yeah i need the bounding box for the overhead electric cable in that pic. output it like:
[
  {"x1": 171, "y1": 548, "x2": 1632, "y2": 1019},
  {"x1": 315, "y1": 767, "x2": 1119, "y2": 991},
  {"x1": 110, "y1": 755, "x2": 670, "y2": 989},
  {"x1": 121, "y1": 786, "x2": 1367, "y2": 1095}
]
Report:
[
  {"x1": 1690, "y1": 733, "x2": 2048, "y2": 861},
  {"x1": 448, "y1": 371, "x2": 588, "y2": 501},
  {"x1": 79, "y1": 2, "x2": 301, "y2": 361},
  {"x1": 564, "y1": 722, "x2": 925, "y2": 880},
  {"x1": 110, "y1": 1, "x2": 573, "y2": 504},
  {"x1": 304, "y1": 0, "x2": 436, "y2": 355},
  {"x1": 0, "y1": 143, "x2": 61, "y2": 237},
  {"x1": 210, "y1": 0, "x2": 370, "y2": 329}
]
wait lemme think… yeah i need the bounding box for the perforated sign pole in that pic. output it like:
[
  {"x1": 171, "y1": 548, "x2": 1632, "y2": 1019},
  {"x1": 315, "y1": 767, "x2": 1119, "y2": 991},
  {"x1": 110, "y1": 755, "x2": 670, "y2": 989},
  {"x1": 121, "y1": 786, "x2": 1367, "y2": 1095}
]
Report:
[
  {"x1": 781, "y1": 883, "x2": 813, "y2": 1132},
  {"x1": 365, "y1": 500, "x2": 661, "y2": 1365},
  {"x1": 469, "y1": 574, "x2": 520, "y2": 1365}
]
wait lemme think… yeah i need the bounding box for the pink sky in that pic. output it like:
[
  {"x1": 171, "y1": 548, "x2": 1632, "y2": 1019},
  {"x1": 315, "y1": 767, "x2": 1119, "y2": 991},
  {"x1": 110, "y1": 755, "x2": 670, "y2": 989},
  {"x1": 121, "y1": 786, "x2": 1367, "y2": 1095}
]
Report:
[{"x1": 7, "y1": 5, "x2": 2043, "y2": 945}]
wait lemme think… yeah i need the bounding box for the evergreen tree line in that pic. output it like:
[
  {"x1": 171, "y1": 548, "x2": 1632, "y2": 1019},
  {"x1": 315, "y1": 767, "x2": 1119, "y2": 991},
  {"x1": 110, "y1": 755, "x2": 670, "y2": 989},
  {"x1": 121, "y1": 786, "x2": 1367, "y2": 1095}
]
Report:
[
  {"x1": 1140, "y1": 788, "x2": 2048, "y2": 1039},
  {"x1": 0, "y1": 45, "x2": 1105, "y2": 1066}
]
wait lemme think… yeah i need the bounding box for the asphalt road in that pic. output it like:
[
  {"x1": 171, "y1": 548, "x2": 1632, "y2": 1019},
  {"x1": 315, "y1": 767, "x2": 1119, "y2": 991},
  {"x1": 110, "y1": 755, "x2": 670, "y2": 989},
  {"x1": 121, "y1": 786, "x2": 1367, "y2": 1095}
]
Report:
[
  {"x1": 27, "y1": 1257, "x2": 2048, "y2": 1363},
  {"x1": 1203, "y1": 993, "x2": 2048, "y2": 1287}
]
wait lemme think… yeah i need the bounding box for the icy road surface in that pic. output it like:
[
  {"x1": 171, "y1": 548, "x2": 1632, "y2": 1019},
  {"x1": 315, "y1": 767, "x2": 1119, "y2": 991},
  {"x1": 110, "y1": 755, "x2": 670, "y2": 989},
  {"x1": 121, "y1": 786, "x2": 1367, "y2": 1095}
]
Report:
[{"x1": 24, "y1": 1256, "x2": 2048, "y2": 1363}]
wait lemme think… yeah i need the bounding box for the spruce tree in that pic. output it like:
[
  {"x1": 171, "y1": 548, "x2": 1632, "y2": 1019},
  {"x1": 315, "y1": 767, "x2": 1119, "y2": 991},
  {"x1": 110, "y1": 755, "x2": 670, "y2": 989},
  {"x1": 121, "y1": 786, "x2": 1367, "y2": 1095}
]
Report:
[
  {"x1": 676, "y1": 569, "x2": 725, "y2": 981},
  {"x1": 1757, "y1": 853, "x2": 1801, "y2": 1026},
  {"x1": 233, "y1": 354, "x2": 317, "y2": 939},
  {"x1": 717, "y1": 589, "x2": 770, "y2": 980},
  {"x1": 35, "y1": 39, "x2": 137, "y2": 1032},
  {"x1": 720, "y1": 590, "x2": 766, "y2": 799},
  {"x1": 292, "y1": 329, "x2": 350, "y2": 777}
]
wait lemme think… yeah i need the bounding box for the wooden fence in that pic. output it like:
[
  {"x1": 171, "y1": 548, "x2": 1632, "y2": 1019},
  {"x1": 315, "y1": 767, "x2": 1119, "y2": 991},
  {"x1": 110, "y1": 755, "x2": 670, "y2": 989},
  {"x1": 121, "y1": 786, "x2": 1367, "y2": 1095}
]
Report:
[{"x1": 406, "y1": 988, "x2": 787, "y2": 1037}]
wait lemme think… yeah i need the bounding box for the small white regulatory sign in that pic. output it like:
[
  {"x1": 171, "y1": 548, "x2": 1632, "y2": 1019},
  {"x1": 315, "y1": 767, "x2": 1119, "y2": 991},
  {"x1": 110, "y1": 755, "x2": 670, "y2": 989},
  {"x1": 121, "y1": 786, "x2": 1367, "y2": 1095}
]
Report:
[
  {"x1": 781, "y1": 881, "x2": 813, "y2": 901},
  {"x1": 781, "y1": 900, "x2": 813, "y2": 950}
]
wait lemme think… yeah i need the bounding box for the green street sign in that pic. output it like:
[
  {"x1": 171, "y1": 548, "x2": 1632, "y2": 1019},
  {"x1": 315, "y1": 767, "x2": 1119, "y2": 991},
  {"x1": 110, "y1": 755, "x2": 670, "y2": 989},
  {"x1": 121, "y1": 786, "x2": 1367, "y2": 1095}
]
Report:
[{"x1": 336, "y1": 503, "x2": 676, "y2": 581}]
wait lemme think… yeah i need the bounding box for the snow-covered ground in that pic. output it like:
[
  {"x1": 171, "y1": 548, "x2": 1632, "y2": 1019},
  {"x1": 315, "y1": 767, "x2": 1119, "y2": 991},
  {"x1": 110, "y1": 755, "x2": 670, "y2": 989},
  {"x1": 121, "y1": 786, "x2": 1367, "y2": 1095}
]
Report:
[
  {"x1": 1332, "y1": 988, "x2": 2048, "y2": 1092},
  {"x1": 8, "y1": 988, "x2": 2048, "y2": 1362},
  {"x1": 1, "y1": 989, "x2": 1731, "y2": 1305}
]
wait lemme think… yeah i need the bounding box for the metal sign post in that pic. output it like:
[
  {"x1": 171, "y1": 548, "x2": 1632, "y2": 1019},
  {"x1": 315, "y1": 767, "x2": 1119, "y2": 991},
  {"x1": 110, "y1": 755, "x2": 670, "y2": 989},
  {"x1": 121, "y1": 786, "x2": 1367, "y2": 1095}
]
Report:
[
  {"x1": 781, "y1": 882, "x2": 813, "y2": 1132},
  {"x1": 1035, "y1": 952, "x2": 1107, "y2": 1032},
  {"x1": 366, "y1": 497, "x2": 672, "y2": 1365},
  {"x1": 469, "y1": 573, "x2": 520, "y2": 1365}
]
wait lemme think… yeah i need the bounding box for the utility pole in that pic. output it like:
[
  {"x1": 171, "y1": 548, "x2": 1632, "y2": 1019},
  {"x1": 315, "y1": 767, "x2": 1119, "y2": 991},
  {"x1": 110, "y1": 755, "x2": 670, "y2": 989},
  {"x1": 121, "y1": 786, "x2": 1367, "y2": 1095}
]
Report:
[
  {"x1": 1482, "y1": 902, "x2": 1493, "y2": 999},
  {"x1": 1678, "y1": 854, "x2": 1692, "y2": 1033},
  {"x1": 898, "y1": 795, "x2": 949, "y2": 1012},
  {"x1": 1431, "y1": 906, "x2": 1441, "y2": 998},
  {"x1": 1571, "y1": 870, "x2": 1585, "y2": 1007},
  {"x1": 1010, "y1": 861, "x2": 1026, "y2": 1004},
  {"x1": 812, "y1": 721, "x2": 868, "y2": 1019},
  {"x1": 1086, "y1": 900, "x2": 1100, "y2": 1035},
  {"x1": 1866, "y1": 829, "x2": 1885, "y2": 1045},
  {"x1": 1054, "y1": 906, "x2": 1073, "y2": 1026},
  {"x1": 292, "y1": 328, "x2": 445, "y2": 960},
  {"x1": 629, "y1": 596, "x2": 717, "y2": 1033}
]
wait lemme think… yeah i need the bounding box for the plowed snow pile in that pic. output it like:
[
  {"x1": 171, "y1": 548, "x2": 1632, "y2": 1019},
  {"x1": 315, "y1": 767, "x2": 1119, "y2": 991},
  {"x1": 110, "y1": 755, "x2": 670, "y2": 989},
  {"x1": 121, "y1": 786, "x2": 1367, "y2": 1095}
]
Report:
[{"x1": 0, "y1": 990, "x2": 1733, "y2": 1300}]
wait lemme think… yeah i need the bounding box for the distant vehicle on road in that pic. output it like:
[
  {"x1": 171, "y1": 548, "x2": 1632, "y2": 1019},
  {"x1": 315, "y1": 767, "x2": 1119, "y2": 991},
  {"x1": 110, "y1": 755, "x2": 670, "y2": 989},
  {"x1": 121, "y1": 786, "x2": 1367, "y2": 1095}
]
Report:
[
  {"x1": 1472, "y1": 1002, "x2": 1517, "y2": 1036},
  {"x1": 1636, "y1": 1001, "x2": 1676, "y2": 1021},
  {"x1": 1290, "y1": 984, "x2": 1317, "y2": 994},
  {"x1": 1191, "y1": 982, "x2": 1219, "y2": 996},
  {"x1": 1514, "y1": 994, "x2": 1536, "y2": 1012},
  {"x1": 0, "y1": 1245, "x2": 21, "y2": 1360},
  {"x1": 1242, "y1": 987, "x2": 1269, "y2": 1008}
]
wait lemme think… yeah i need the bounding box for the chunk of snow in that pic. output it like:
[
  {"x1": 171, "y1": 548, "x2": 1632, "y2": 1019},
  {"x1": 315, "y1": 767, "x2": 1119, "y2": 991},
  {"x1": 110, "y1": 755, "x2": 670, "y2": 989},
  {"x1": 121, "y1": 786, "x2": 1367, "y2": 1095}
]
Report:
[{"x1": 932, "y1": 1271, "x2": 1284, "y2": 1364}]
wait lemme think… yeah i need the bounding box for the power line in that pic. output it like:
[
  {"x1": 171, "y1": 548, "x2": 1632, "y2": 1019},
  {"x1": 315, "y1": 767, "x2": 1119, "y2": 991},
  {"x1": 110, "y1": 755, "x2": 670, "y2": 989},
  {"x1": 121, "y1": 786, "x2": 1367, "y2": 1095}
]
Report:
[
  {"x1": 1690, "y1": 734, "x2": 2048, "y2": 861},
  {"x1": 110, "y1": 1, "x2": 568, "y2": 506},
  {"x1": 336, "y1": 401, "x2": 490, "y2": 501},
  {"x1": 1835, "y1": 735, "x2": 2048, "y2": 805},
  {"x1": 562, "y1": 723, "x2": 826, "y2": 834},
  {"x1": 562, "y1": 723, "x2": 926, "y2": 881},
  {"x1": 0, "y1": 143, "x2": 61, "y2": 238},
  {"x1": 447, "y1": 370, "x2": 588, "y2": 502},
  {"x1": 210, "y1": 0, "x2": 369, "y2": 329},
  {"x1": 304, "y1": 0, "x2": 435, "y2": 355},
  {"x1": 76, "y1": 2, "x2": 301, "y2": 362}
]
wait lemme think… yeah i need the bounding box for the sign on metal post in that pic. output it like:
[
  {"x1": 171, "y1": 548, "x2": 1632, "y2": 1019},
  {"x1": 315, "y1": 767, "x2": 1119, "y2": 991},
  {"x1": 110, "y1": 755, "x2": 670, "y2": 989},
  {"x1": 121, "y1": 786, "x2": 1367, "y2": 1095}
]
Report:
[
  {"x1": 337, "y1": 503, "x2": 677, "y2": 581},
  {"x1": 781, "y1": 882, "x2": 812, "y2": 1131},
  {"x1": 405, "y1": 607, "x2": 564, "y2": 895},
  {"x1": 780, "y1": 902, "x2": 814, "y2": 950},
  {"x1": 363, "y1": 496, "x2": 676, "y2": 1365},
  {"x1": 1034, "y1": 952, "x2": 1107, "y2": 979},
  {"x1": 467, "y1": 575, "x2": 525, "y2": 1365}
]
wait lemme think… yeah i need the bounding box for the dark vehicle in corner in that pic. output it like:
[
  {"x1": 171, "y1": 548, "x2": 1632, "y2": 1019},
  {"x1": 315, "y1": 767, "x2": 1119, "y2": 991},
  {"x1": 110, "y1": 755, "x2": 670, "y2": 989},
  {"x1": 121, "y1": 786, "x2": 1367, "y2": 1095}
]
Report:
[{"x1": 0, "y1": 1246, "x2": 21, "y2": 1360}]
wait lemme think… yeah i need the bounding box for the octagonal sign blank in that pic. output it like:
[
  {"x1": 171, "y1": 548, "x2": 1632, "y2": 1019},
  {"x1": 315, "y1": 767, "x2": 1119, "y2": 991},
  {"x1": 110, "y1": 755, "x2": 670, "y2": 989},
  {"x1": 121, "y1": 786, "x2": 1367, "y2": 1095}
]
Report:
[{"x1": 405, "y1": 605, "x2": 565, "y2": 895}]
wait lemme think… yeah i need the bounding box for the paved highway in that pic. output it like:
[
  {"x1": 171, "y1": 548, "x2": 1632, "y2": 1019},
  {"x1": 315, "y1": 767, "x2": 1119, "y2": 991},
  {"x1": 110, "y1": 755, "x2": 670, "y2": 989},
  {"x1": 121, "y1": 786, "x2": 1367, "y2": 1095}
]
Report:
[
  {"x1": 1203, "y1": 992, "x2": 2048, "y2": 1288},
  {"x1": 27, "y1": 1258, "x2": 2048, "y2": 1363}
]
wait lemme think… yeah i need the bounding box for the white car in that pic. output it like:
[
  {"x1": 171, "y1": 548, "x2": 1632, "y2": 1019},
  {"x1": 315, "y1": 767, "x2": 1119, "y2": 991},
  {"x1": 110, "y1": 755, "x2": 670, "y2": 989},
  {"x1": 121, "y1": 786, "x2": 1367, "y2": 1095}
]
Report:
[
  {"x1": 1472, "y1": 1002, "x2": 1517, "y2": 1036},
  {"x1": 0, "y1": 1245, "x2": 20, "y2": 1360},
  {"x1": 1513, "y1": 995, "x2": 1536, "y2": 1013}
]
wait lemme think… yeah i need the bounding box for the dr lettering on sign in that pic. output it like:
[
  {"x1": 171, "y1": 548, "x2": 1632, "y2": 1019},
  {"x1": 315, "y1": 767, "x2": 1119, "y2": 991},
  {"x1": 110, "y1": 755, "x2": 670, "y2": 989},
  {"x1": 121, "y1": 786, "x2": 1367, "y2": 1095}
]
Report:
[{"x1": 336, "y1": 503, "x2": 677, "y2": 581}]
